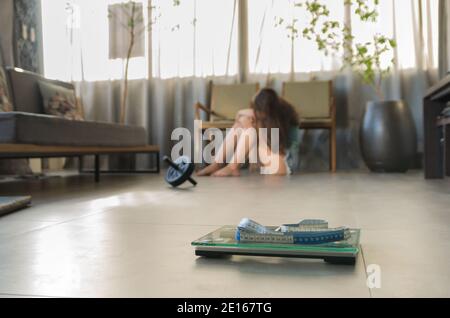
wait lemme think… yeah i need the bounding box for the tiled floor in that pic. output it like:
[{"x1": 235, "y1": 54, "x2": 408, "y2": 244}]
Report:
[{"x1": 0, "y1": 171, "x2": 449, "y2": 297}]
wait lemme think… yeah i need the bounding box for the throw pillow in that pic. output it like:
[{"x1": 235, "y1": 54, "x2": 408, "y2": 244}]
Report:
[
  {"x1": 0, "y1": 68, "x2": 13, "y2": 112},
  {"x1": 38, "y1": 81, "x2": 84, "y2": 120}
]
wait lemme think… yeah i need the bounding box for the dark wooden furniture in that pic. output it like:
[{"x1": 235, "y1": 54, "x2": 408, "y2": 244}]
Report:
[
  {"x1": 424, "y1": 75, "x2": 450, "y2": 179},
  {"x1": 0, "y1": 144, "x2": 160, "y2": 183},
  {"x1": 437, "y1": 117, "x2": 450, "y2": 178}
]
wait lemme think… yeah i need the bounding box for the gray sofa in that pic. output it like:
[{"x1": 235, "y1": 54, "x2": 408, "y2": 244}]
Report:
[{"x1": 0, "y1": 68, "x2": 160, "y2": 181}]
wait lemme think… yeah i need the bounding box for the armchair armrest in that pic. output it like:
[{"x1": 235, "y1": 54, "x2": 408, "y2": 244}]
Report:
[{"x1": 194, "y1": 102, "x2": 229, "y2": 121}]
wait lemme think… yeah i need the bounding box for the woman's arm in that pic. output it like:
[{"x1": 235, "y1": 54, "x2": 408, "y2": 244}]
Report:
[
  {"x1": 236, "y1": 108, "x2": 255, "y2": 118},
  {"x1": 235, "y1": 109, "x2": 256, "y2": 128}
]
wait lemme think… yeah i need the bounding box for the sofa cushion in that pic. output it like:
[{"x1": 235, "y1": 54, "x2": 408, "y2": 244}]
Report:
[
  {"x1": 0, "y1": 112, "x2": 147, "y2": 147},
  {"x1": 6, "y1": 68, "x2": 75, "y2": 114},
  {"x1": 38, "y1": 81, "x2": 83, "y2": 120},
  {"x1": 0, "y1": 68, "x2": 13, "y2": 112}
]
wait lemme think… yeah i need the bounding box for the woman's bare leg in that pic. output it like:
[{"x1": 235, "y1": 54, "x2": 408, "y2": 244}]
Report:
[
  {"x1": 213, "y1": 128, "x2": 258, "y2": 177},
  {"x1": 197, "y1": 123, "x2": 245, "y2": 176},
  {"x1": 212, "y1": 129, "x2": 289, "y2": 177},
  {"x1": 258, "y1": 138, "x2": 288, "y2": 176}
]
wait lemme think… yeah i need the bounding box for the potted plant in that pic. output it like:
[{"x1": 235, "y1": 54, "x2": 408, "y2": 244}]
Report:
[
  {"x1": 345, "y1": 33, "x2": 417, "y2": 173},
  {"x1": 280, "y1": 0, "x2": 417, "y2": 172}
]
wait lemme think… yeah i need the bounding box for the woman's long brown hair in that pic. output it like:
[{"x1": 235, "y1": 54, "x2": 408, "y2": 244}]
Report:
[{"x1": 252, "y1": 88, "x2": 300, "y2": 154}]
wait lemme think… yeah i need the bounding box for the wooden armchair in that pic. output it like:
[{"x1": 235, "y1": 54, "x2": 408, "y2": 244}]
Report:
[
  {"x1": 282, "y1": 81, "x2": 337, "y2": 172},
  {"x1": 194, "y1": 82, "x2": 260, "y2": 130}
]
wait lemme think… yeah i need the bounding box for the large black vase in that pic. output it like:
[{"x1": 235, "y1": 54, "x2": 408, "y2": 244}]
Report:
[{"x1": 360, "y1": 100, "x2": 417, "y2": 173}]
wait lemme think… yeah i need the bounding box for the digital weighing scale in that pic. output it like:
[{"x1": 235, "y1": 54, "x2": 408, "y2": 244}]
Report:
[{"x1": 192, "y1": 226, "x2": 361, "y2": 265}]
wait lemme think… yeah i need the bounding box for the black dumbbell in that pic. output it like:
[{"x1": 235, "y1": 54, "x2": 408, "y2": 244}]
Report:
[{"x1": 163, "y1": 156, "x2": 197, "y2": 187}]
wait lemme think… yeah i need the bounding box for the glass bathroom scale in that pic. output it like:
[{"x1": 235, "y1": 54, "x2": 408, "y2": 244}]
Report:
[{"x1": 192, "y1": 226, "x2": 361, "y2": 265}]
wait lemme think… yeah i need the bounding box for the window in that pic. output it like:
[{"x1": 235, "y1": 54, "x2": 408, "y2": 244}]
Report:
[
  {"x1": 247, "y1": 0, "x2": 344, "y2": 74},
  {"x1": 247, "y1": 0, "x2": 439, "y2": 74},
  {"x1": 41, "y1": 0, "x2": 439, "y2": 81},
  {"x1": 247, "y1": 0, "x2": 292, "y2": 74},
  {"x1": 351, "y1": 0, "x2": 439, "y2": 70},
  {"x1": 42, "y1": 0, "x2": 150, "y2": 82},
  {"x1": 42, "y1": 0, "x2": 238, "y2": 81},
  {"x1": 151, "y1": 0, "x2": 238, "y2": 79}
]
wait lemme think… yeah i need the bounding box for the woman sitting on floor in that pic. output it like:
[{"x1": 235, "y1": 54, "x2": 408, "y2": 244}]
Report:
[{"x1": 197, "y1": 88, "x2": 301, "y2": 177}]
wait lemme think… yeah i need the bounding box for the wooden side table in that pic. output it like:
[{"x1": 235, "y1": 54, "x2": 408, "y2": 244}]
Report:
[
  {"x1": 424, "y1": 75, "x2": 450, "y2": 179},
  {"x1": 438, "y1": 117, "x2": 450, "y2": 177}
]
